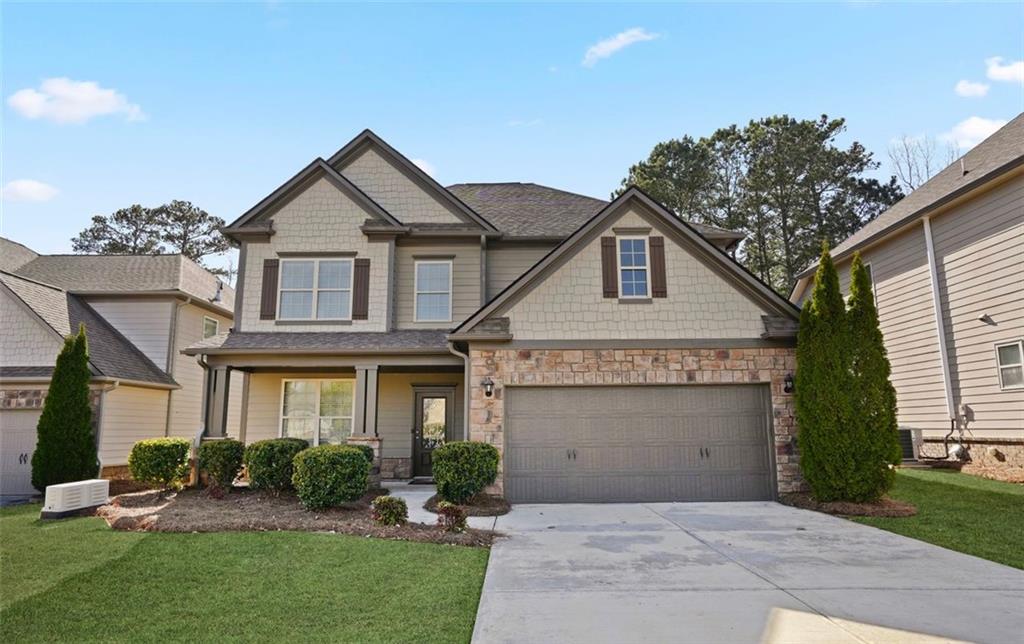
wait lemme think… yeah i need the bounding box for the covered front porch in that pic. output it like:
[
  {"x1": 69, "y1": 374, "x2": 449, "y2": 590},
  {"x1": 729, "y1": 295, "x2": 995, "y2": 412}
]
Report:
[{"x1": 197, "y1": 348, "x2": 466, "y2": 481}]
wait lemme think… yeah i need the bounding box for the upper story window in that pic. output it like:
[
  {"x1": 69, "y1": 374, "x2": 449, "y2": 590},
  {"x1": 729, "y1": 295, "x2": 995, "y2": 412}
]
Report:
[
  {"x1": 995, "y1": 340, "x2": 1023, "y2": 390},
  {"x1": 414, "y1": 260, "x2": 452, "y2": 322},
  {"x1": 618, "y1": 237, "x2": 649, "y2": 298},
  {"x1": 202, "y1": 316, "x2": 219, "y2": 339},
  {"x1": 278, "y1": 258, "x2": 353, "y2": 320}
]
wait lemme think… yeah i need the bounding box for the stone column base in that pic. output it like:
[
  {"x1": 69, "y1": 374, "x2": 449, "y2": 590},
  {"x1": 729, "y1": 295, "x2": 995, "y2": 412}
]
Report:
[{"x1": 347, "y1": 435, "x2": 383, "y2": 487}]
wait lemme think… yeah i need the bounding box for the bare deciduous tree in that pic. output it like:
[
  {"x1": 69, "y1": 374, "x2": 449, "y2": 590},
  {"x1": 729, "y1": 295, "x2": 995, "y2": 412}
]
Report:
[{"x1": 888, "y1": 135, "x2": 960, "y2": 192}]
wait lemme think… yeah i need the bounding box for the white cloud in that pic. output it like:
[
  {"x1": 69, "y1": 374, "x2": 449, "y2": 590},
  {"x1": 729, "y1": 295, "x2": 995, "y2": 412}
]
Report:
[
  {"x1": 411, "y1": 158, "x2": 435, "y2": 177},
  {"x1": 7, "y1": 77, "x2": 145, "y2": 124},
  {"x1": 2, "y1": 179, "x2": 59, "y2": 202},
  {"x1": 954, "y1": 79, "x2": 989, "y2": 97},
  {"x1": 985, "y1": 57, "x2": 1024, "y2": 83},
  {"x1": 507, "y1": 118, "x2": 543, "y2": 128},
  {"x1": 940, "y1": 116, "x2": 1008, "y2": 150},
  {"x1": 582, "y1": 27, "x2": 659, "y2": 67}
]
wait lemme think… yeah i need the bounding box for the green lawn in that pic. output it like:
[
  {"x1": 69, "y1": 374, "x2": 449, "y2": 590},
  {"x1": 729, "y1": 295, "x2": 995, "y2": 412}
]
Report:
[
  {"x1": 0, "y1": 504, "x2": 489, "y2": 643},
  {"x1": 852, "y1": 469, "x2": 1024, "y2": 569}
]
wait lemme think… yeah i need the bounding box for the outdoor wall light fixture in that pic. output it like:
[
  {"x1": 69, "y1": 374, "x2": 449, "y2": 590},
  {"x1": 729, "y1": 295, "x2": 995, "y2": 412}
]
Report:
[
  {"x1": 482, "y1": 377, "x2": 495, "y2": 397},
  {"x1": 783, "y1": 374, "x2": 795, "y2": 394}
]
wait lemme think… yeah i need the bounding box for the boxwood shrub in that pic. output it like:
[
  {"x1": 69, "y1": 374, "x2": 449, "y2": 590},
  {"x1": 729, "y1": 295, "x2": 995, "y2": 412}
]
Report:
[
  {"x1": 243, "y1": 438, "x2": 308, "y2": 492},
  {"x1": 197, "y1": 439, "x2": 244, "y2": 490},
  {"x1": 432, "y1": 441, "x2": 499, "y2": 503},
  {"x1": 371, "y1": 495, "x2": 407, "y2": 526},
  {"x1": 348, "y1": 443, "x2": 375, "y2": 466},
  {"x1": 292, "y1": 445, "x2": 369, "y2": 510},
  {"x1": 128, "y1": 438, "x2": 191, "y2": 489}
]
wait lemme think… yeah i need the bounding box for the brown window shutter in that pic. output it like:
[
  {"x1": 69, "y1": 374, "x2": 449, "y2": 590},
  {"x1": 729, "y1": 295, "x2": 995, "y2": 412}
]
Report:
[
  {"x1": 650, "y1": 236, "x2": 667, "y2": 298},
  {"x1": 259, "y1": 259, "x2": 279, "y2": 320},
  {"x1": 352, "y1": 258, "x2": 370, "y2": 320},
  {"x1": 601, "y1": 237, "x2": 618, "y2": 298}
]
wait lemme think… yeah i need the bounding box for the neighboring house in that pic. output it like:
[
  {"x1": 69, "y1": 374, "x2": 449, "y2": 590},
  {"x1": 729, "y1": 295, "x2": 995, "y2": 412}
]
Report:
[
  {"x1": 790, "y1": 114, "x2": 1024, "y2": 470},
  {"x1": 186, "y1": 129, "x2": 801, "y2": 504},
  {"x1": 0, "y1": 241, "x2": 239, "y2": 499}
]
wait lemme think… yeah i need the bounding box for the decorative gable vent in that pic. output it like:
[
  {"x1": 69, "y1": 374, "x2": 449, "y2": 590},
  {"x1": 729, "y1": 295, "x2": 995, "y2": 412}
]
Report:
[{"x1": 41, "y1": 479, "x2": 109, "y2": 519}]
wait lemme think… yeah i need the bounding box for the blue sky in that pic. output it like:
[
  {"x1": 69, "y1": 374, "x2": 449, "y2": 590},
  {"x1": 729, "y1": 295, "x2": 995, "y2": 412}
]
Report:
[{"x1": 3, "y1": 2, "x2": 1022, "y2": 273}]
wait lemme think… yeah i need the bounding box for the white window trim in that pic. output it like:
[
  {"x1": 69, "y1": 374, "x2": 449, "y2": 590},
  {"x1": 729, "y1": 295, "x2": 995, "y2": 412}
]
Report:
[
  {"x1": 994, "y1": 339, "x2": 1024, "y2": 391},
  {"x1": 202, "y1": 316, "x2": 220, "y2": 339},
  {"x1": 413, "y1": 259, "x2": 453, "y2": 323},
  {"x1": 277, "y1": 258, "x2": 354, "y2": 321},
  {"x1": 616, "y1": 236, "x2": 650, "y2": 299},
  {"x1": 278, "y1": 378, "x2": 356, "y2": 445}
]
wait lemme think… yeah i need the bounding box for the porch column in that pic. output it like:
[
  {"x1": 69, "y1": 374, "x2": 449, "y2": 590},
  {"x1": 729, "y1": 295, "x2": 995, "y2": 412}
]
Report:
[
  {"x1": 353, "y1": 364, "x2": 379, "y2": 435},
  {"x1": 204, "y1": 366, "x2": 231, "y2": 437}
]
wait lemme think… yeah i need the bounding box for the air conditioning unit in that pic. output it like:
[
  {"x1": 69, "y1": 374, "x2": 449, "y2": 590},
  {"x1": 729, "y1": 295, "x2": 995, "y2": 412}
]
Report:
[{"x1": 41, "y1": 479, "x2": 109, "y2": 519}]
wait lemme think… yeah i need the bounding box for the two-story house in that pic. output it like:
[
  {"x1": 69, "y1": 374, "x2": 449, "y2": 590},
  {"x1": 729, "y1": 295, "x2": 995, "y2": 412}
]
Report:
[
  {"x1": 791, "y1": 113, "x2": 1023, "y2": 474},
  {"x1": 187, "y1": 130, "x2": 802, "y2": 503},
  {"x1": 0, "y1": 240, "x2": 240, "y2": 499}
]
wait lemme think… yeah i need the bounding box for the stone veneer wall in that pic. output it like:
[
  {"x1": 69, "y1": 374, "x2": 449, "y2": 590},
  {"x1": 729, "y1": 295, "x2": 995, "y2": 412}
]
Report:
[{"x1": 468, "y1": 347, "x2": 802, "y2": 495}]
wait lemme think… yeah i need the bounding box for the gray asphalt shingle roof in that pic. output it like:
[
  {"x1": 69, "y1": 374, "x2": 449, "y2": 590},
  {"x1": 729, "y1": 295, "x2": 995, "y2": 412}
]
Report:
[
  {"x1": 13, "y1": 253, "x2": 233, "y2": 311},
  {"x1": 0, "y1": 271, "x2": 176, "y2": 386},
  {"x1": 446, "y1": 182, "x2": 744, "y2": 240},
  {"x1": 801, "y1": 112, "x2": 1024, "y2": 277},
  {"x1": 184, "y1": 330, "x2": 450, "y2": 354}
]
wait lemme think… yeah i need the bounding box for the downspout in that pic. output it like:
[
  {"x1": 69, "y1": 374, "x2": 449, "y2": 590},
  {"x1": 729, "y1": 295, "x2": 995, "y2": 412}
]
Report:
[
  {"x1": 164, "y1": 296, "x2": 192, "y2": 436},
  {"x1": 447, "y1": 341, "x2": 471, "y2": 441},
  {"x1": 922, "y1": 216, "x2": 961, "y2": 459},
  {"x1": 94, "y1": 380, "x2": 120, "y2": 477},
  {"x1": 196, "y1": 354, "x2": 210, "y2": 438}
]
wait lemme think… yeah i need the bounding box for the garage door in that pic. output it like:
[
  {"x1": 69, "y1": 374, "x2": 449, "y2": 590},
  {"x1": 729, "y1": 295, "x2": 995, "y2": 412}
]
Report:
[
  {"x1": 0, "y1": 408, "x2": 42, "y2": 501},
  {"x1": 505, "y1": 385, "x2": 774, "y2": 503}
]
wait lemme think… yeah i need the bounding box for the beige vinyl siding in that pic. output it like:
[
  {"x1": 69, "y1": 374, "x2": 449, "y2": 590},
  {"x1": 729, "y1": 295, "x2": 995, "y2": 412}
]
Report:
[
  {"x1": 167, "y1": 303, "x2": 240, "y2": 440},
  {"x1": 394, "y1": 241, "x2": 481, "y2": 329},
  {"x1": 376, "y1": 372, "x2": 464, "y2": 460},
  {"x1": 99, "y1": 385, "x2": 170, "y2": 465},
  {"x1": 0, "y1": 288, "x2": 62, "y2": 365},
  {"x1": 486, "y1": 243, "x2": 555, "y2": 301},
  {"x1": 86, "y1": 297, "x2": 175, "y2": 369},
  {"x1": 932, "y1": 175, "x2": 1024, "y2": 438}
]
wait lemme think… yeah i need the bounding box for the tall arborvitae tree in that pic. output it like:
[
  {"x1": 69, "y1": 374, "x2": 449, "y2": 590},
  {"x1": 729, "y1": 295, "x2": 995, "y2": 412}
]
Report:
[
  {"x1": 846, "y1": 253, "x2": 902, "y2": 500},
  {"x1": 31, "y1": 325, "x2": 99, "y2": 491},
  {"x1": 795, "y1": 243, "x2": 855, "y2": 501}
]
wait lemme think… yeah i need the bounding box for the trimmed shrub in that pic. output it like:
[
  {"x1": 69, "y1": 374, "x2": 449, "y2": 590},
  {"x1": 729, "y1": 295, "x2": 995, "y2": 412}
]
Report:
[
  {"x1": 32, "y1": 324, "x2": 99, "y2": 491},
  {"x1": 243, "y1": 438, "x2": 308, "y2": 492},
  {"x1": 348, "y1": 443, "x2": 375, "y2": 467},
  {"x1": 292, "y1": 445, "x2": 369, "y2": 510},
  {"x1": 128, "y1": 438, "x2": 191, "y2": 489},
  {"x1": 198, "y1": 439, "x2": 244, "y2": 490},
  {"x1": 432, "y1": 441, "x2": 499, "y2": 503},
  {"x1": 436, "y1": 501, "x2": 467, "y2": 533},
  {"x1": 846, "y1": 253, "x2": 902, "y2": 501},
  {"x1": 371, "y1": 495, "x2": 408, "y2": 526}
]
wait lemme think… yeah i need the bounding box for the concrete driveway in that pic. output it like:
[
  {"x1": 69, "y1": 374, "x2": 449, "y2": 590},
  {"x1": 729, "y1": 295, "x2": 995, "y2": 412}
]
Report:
[{"x1": 472, "y1": 502, "x2": 1024, "y2": 643}]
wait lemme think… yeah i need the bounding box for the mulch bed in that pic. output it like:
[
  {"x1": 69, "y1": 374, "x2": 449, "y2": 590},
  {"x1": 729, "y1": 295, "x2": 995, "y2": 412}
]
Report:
[
  {"x1": 97, "y1": 487, "x2": 494, "y2": 547},
  {"x1": 424, "y1": 493, "x2": 511, "y2": 517},
  {"x1": 107, "y1": 479, "x2": 157, "y2": 496},
  {"x1": 960, "y1": 464, "x2": 1024, "y2": 484},
  {"x1": 780, "y1": 492, "x2": 917, "y2": 518}
]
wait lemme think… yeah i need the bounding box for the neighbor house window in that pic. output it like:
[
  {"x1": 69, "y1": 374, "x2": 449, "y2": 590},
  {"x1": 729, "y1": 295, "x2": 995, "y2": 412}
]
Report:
[
  {"x1": 618, "y1": 237, "x2": 649, "y2": 298},
  {"x1": 280, "y1": 379, "x2": 354, "y2": 445},
  {"x1": 202, "y1": 316, "x2": 219, "y2": 339},
  {"x1": 278, "y1": 258, "x2": 353, "y2": 320},
  {"x1": 995, "y1": 340, "x2": 1024, "y2": 390},
  {"x1": 414, "y1": 260, "x2": 452, "y2": 322}
]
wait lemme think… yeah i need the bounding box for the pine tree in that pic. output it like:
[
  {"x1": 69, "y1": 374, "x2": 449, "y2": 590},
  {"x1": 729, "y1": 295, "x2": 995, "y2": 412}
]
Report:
[
  {"x1": 846, "y1": 253, "x2": 901, "y2": 500},
  {"x1": 31, "y1": 325, "x2": 99, "y2": 491},
  {"x1": 795, "y1": 242, "x2": 855, "y2": 501}
]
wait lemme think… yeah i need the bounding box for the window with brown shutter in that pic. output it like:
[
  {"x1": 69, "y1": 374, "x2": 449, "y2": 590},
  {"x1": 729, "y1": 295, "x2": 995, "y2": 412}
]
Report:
[
  {"x1": 259, "y1": 259, "x2": 279, "y2": 320},
  {"x1": 601, "y1": 237, "x2": 618, "y2": 298},
  {"x1": 650, "y1": 236, "x2": 667, "y2": 298},
  {"x1": 352, "y1": 258, "x2": 370, "y2": 320}
]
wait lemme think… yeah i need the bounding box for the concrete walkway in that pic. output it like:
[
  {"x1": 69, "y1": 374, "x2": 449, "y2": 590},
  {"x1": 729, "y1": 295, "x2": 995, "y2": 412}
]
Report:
[
  {"x1": 382, "y1": 481, "x2": 497, "y2": 529},
  {"x1": 472, "y1": 502, "x2": 1024, "y2": 644}
]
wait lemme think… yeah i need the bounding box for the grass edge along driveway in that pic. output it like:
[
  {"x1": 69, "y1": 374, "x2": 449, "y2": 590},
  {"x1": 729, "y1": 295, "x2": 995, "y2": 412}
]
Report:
[
  {"x1": 0, "y1": 504, "x2": 489, "y2": 643},
  {"x1": 852, "y1": 468, "x2": 1024, "y2": 570}
]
